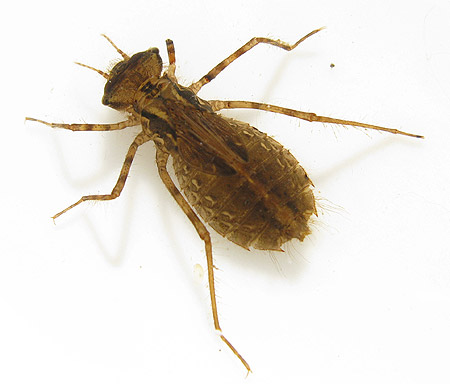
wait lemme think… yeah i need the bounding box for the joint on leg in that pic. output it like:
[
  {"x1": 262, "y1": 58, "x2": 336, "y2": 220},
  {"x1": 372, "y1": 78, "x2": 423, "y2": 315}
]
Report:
[{"x1": 165, "y1": 39, "x2": 177, "y2": 81}]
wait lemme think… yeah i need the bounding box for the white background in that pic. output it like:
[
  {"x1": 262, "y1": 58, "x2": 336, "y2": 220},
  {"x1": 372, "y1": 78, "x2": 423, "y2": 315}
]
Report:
[{"x1": 2, "y1": 0, "x2": 450, "y2": 383}]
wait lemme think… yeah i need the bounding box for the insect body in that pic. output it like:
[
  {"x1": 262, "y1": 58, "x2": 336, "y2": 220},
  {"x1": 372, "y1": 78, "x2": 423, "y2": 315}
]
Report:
[
  {"x1": 173, "y1": 116, "x2": 316, "y2": 250},
  {"x1": 26, "y1": 28, "x2": 422, "y2": 372}
]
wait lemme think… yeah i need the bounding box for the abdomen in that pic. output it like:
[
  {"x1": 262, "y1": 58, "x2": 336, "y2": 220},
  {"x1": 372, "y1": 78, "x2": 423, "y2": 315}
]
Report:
[{"x1": 172, "y1": 118, "x2": 316, "y2": 251}]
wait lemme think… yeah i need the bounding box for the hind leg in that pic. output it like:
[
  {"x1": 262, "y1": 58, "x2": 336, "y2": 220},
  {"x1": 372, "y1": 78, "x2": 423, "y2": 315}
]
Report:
[{"x1": 155, "y1": 148, "x2": 251, "y2": 373}]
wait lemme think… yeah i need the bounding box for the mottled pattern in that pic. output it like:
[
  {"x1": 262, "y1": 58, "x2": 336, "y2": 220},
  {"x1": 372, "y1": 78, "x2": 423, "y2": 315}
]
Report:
[{"x1": 173, "y1": 117, "x2": 316, "y2": 251}]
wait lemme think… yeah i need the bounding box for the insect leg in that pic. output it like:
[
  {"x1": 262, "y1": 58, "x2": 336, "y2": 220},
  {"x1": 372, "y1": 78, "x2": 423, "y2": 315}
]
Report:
[
  {"x1": 189, "y1": 27, "x2": 324, "y2": 94},
  {"x1": 165, "y1": 39, "x2": 177, "y2": 81},
  {"x1": 25, "y1": 116, "x2": 139, "y2": 132},
  {"x1": 52, "y1": 132, "x2": 151, "y2": 220},
  {"x1": 208, "y1": 100, "x2": 424, "y2": 139},
  {"x1": 155, "y1": 148, "x2": 251, "y2": 373}
]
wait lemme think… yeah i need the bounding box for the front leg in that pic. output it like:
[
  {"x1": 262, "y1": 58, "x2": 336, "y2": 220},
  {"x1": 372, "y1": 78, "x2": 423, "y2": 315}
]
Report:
[
  {"x1": 25, "y1": 116, "x2": 139, "y2": 131},
  {"x1": 165, "y1": 39, "x2": 177, "y2": 81}
]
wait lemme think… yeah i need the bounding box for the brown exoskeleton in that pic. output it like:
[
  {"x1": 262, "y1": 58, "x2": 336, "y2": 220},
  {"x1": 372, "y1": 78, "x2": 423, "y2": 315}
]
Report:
[{"x1": 26, "y1": 28, "x2": 422, "y2": 372}]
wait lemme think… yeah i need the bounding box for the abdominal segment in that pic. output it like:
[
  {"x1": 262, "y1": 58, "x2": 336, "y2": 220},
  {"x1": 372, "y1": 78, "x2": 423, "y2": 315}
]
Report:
[{"x1": 173, "y1": 118, "x2": 316, "y2": 251}]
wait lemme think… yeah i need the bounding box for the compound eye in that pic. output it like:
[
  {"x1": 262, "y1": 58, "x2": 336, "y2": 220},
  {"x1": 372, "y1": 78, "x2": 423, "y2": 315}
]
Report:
[{"x1": 111, "y1": 61, "x2": 127, "y2": 76}]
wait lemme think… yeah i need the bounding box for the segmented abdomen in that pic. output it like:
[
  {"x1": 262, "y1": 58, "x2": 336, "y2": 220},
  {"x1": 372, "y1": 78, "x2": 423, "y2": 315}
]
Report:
[{"x1": 172, "y1": 118, "x2": 316, "y2": 250}]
